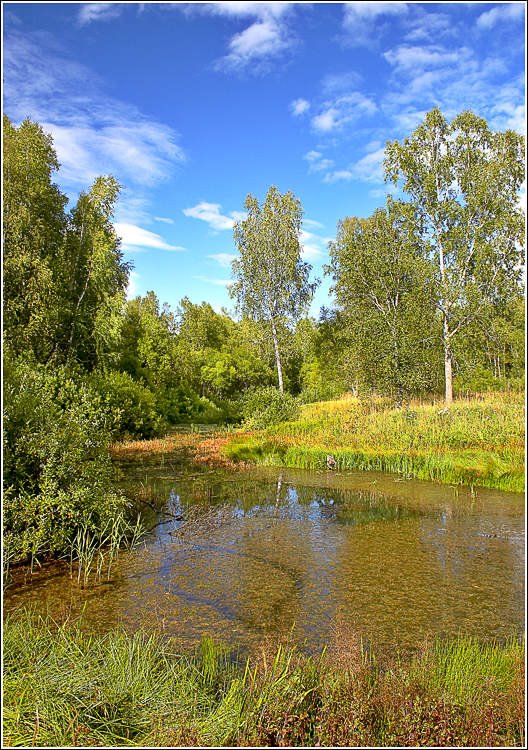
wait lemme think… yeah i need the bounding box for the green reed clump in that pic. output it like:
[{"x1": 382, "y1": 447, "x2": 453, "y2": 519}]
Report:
[{"x1": 3, "y1": 611, "x2": 524, "y2": 747}]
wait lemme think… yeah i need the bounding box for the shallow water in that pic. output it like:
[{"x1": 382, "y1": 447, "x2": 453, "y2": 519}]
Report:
[{"x1": 5, "y1": 456, "x2": 525, "y2": 656}]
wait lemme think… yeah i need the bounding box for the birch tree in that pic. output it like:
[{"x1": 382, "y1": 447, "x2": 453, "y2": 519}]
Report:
[
  {"x1": 328, "y1": 199, "x2": 440, "y2": 399},
  {"x1": 230, "y1": 186, "x2": 318, "y2": 392},
  {"x1": 384, "y1": 108, "x2": 525, "y2": 403}
]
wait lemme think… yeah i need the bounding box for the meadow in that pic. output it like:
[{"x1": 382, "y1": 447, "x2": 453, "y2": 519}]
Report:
[{"x1": 222, "y1": 391, "x2": 525, "y2": 492}]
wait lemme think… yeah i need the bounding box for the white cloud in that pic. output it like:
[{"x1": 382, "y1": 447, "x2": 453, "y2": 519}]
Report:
[
  {"x1": 323, "y1": 170, "x2": 354, "y2": 184},
  {"x1": 180, "y1": 1, "x2": 297, "y2": 72},
  {"x1": 218, "y1": 18, "x2": 292, "y2": 70},
  {"x1": 291, "y1": 98, "x2": 310, "y2": 116},
  {"x1": 303, "y1": 218, "x2": 324, "y2": 230},
  {"x1": 299, "y1": 227, "x2": 331, "y2": 260},
  {"x1": 78, "y1": 3, "x2": 125, "y2": 26},
  {"x1": 320, "y1": 143, "x2": 386, "y2": 185},
  {"x1": 321, "y1": 71, "x2": 363, "y2": 94},
  {"x1": 404, "y1": 11, "x2": 454, "y2": 43},
  {"x1": 344, "y1": 2, "x2": 409, "y2": 23},
  {"x1": 208, "y1": 252, "x2": 237, "y2": 267},
  {"x1": 382, "y1": 39, "x2": 525, "y2": 138},
  {"x1": 343, "y1": 2, "x2": 409, "y2": 45},
  {"x1": 304, "y1": 150, "x2": 334, "y2": 173},
  {"x1": 183, "y1": 3, "x2": 291, "y2": 20},
  {"x1": 4, "y1": 30, "x2": 185, "y2": 194},
  {"x1": 115, "y1": 223, "x2": 186, "y2": 252},
  {"x1": 311, "y1": 93, "x2": 377, "y2": 133},
  {"x1": 154, "y1": 216, "x2": 175, "y2": 224},
  {"x1": 350, "y1": 145, "x2": 387, "y2": 183},
  {"x1": 183, "y1": 202, "x2": 244, "y2": 231},
  {"x1": 477, "y1": 3, "x2": 525, "y2": 31},
  {"x1": 384, "y1": 44, "x2": 464, "y2": 72}
]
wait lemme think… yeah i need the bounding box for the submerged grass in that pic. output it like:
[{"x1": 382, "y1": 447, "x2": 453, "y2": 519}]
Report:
[
  {"x1": 3, "y1": 611, "x2": 524, "y2": 747},
  {"x1": 223, "y1": 391, "x2": 525, "y2": 492}
]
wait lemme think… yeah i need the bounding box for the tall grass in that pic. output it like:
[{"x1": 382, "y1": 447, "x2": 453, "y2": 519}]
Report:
[
  {"x1": 223, "y1": 392, "x2": 525, "y2": 491},
  {"x1": 68, "y1": 513, "x2": 144, "y2": 588},
  {"x1": 3, "y1": 611, "x2": 524, "y2": 747}
]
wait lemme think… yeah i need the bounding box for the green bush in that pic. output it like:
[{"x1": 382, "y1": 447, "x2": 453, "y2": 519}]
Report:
[
  {"x1": 242, "y1": 386, "x2": 300, "y2": 429},
  {"x1": 3, "y1": 356, "x2": 130, "y2": 565},
  {"x1": 90, "y1": 370, "x2": 165, "y2": 439}
]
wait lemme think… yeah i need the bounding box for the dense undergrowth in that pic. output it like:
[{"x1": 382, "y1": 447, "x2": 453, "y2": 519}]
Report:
[
  {"x1": 3, "y1": 611, "x2": 524, "y2": 747},
  {"x1": 223, "y1": 391, "x2": 525, "y2": 492}
]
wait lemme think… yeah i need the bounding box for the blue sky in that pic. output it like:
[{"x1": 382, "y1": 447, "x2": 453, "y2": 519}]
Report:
[{"x1": 3, "y1": 1, "x2": 526, "y2": 317}]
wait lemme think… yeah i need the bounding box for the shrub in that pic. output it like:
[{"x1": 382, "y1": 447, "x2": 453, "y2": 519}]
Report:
[
  {"x1": 3, "y1": 356, "x2": 130, "y2": 566},
  {"x1": 241, "y1": 386, "x2": 300, "y2": 429},
  {"x1": 90, "y1": 370, "x2": 165, "y2": 439}
]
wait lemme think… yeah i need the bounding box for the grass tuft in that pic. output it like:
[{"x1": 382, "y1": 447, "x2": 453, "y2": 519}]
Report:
[{"x1": 3, "y1": 611, "x2": 524, "y2": 747}]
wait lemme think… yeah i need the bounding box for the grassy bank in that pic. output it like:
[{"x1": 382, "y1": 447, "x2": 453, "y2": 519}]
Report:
[
  {"x1": 223, "y1": 392, "x2": 525, "y2": 492},
  {"x1": 3, "y1": 612, "x2": 524, "y2": 747}
]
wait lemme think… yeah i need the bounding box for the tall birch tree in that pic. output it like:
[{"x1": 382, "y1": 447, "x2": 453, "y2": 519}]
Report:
[
  {"x1": 230, "y1": 185, "x2": 318, "y2": 392},
  {"x1": 384, "y1": 108, "x2": 525, "y2": 403}
]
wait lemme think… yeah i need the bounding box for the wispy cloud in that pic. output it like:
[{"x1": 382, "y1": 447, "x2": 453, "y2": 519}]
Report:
[
  {"x1": 78, "y1": 3, "x2": 125, "y2": 26},
  {"x1": 382, "y1": 40, "x2": 525, "y2": 136},
  {"x1": 4, "y1": 29, "x2": 186, "y2": 193},
  {"x1": 126, "y1": 270, "x2": 140, "y2": 300},
  {"x1": 217, "y1": 18, "x2": 293, "y2": 71},
  {"x1": 304, "y1": 150, "x2": 334, "y2": 173},
  {"x1": 311, "y1": 93, "x2": 377, "y2": 133},
  {"x1": 154, "y1": 216, "x2": 175, "y2": 225},
  {"x1": 321, "y1": 71, "x2": 363, "y2": 94},
  {"x1": 303, "y1": 218, "x2": 324, "y2": 230},
  {"x1": 180, "y1": 2, "x2": 297, "y2": 73},
  {"x1": 115, "y1": 223, "x2": 186, "y2": 252},
  {"x1": 193, "y1": 275, "x2": 232, "y2": 287},
  {"x1": 322, "y1": 143, "x2": 386, "y2": 185},
  {"x1": 300, "y1": 226, "x2": 332, "y2": 261},
  {"x1": 477, "y1": 3, "x2": 525, "y2": 31},
  {"x1": 342, "y1": 2, "x2": 409, "y2": 46},
  {"x1": 183, "y1": 202, "x2": 245, "y2": 231},
  {"x1": 383, "y1": 44, "x2": 463, "y2": 72}
]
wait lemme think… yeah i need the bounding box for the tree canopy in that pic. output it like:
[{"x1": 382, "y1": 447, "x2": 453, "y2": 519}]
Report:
[{"x1": 384, "y1": 107, "x2": 525, "y2": 403}]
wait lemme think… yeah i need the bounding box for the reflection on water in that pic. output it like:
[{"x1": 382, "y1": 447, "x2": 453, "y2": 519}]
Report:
[{"x1": 4, "y1": 459, "x2": 525, "y2": 656}]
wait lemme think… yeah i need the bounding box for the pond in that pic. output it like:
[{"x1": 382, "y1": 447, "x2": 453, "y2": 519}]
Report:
[{"x1": 4, "y1": 454, "x2": 525, "y2": 658}]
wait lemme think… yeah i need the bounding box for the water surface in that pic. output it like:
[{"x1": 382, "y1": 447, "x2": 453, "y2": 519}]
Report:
[{"x1": 5, "y1": 456, "x2": 524, "y2": 656}]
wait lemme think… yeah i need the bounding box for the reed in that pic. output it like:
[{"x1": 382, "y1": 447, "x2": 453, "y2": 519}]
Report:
[
  {"x1": 68, "y1": 513, "x2": 144, "y2": 588},
  {"x1": 3, "y1": 611, "x2": 524, "y2": 747}
]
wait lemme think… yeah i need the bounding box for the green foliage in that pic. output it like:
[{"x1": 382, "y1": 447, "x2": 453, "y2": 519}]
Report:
[
  {"x1": 3, "y1": 356, "x2": 129, "y2": 565},
  {"x1": 385, "y1": 107, "x2": 525, "y2": 402},
  {"x1": 59, "y1": 176, "x2": 130, "y2": 369},
  {"x1": 241, "y1": 386, "x2": 300, "y2": 429},
  {"x1": 225, "y1": 392, "x2": 524, "y2": 491},
  {"x1": 231, "y1": 186, "x2": 319, "y2": 392},
  {"x1": 3, "y1": 116, "x2": 67, "y2": 361},
  {"x1": 328, "y1": 199, "x2": 442, "y2": 399},
  {"x1": 89, "y1": 370, "x2": 165, "y2": 439}
]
